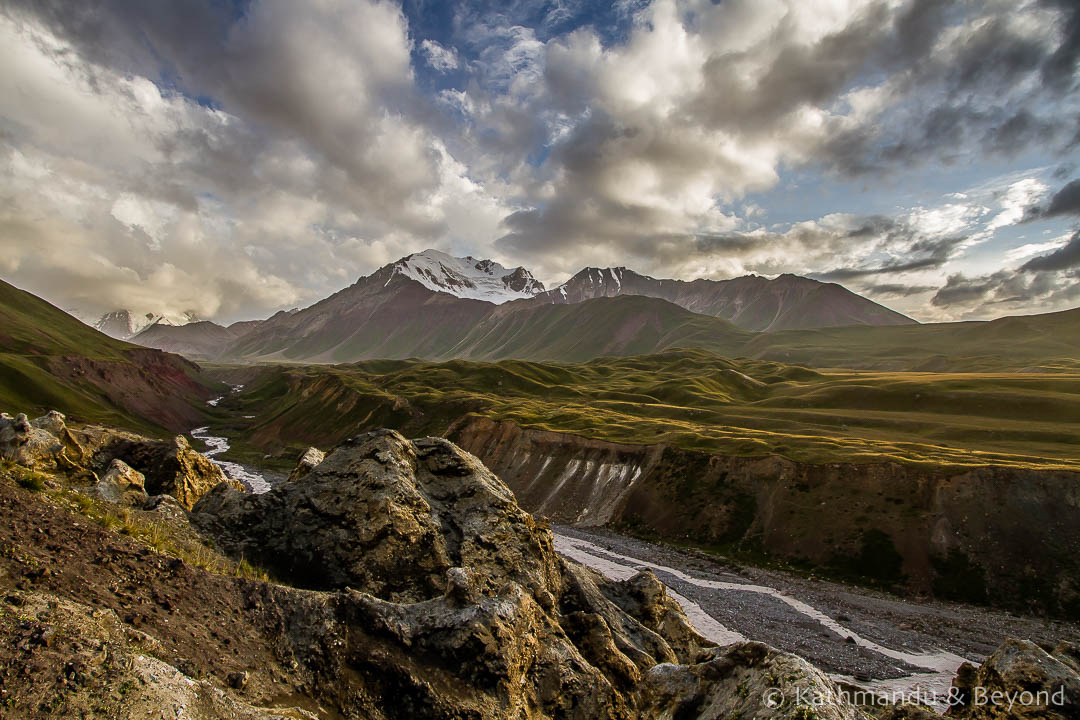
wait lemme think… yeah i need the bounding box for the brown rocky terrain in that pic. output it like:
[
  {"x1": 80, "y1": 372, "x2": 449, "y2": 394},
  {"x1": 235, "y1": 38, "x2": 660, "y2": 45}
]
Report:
[{"x1": 0, "y1": 410, "x2": 1076, "y2": 718}]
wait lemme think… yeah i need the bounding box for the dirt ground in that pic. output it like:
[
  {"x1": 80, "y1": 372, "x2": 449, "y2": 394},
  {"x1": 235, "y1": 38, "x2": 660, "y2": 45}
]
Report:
[{"x1": 0, "y1": 476, "x2": 323, "y2": 718}]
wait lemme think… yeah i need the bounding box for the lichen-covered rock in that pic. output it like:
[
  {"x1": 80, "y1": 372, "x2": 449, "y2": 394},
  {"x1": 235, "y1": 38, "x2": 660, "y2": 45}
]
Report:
[
  {"x1": 191, "y1": 429, "x2": 723, "y2": 718},
  {"x1": 94, "y1": 434, "x2": 230, "y2": 510},
  {"x1": 0, "y1": 412, "x2": 64, "y2": 467},
  {"x1": 30, "y1": 410, "x2": 67, "y2": 438},
  {"x1": 87, "y1": 458, "x2": 148, "y2": 507},
  {"x1": 946, "y1": 638, "x2": 1080, "y2": 720},
  {"x1": 638, "y1": 642, "x2": 866, "y2": 720},
  {"x1": 192, "y1": 430, "x2": 562, "y2": 602},
  {"x1": 287, "y1": 446, "x2": 324, "y2": 483}
]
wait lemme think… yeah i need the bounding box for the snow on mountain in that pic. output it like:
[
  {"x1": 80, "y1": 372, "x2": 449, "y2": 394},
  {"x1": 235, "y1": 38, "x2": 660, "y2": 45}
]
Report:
[
  {"x1": 92, "y1": 309, "x2": 200, "y2": 340},
  {"x1": 390, "y1": 249, "x2": 545, "y2": 303}
]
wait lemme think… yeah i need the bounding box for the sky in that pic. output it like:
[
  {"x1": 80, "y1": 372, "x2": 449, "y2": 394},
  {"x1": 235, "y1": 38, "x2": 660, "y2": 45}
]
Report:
[{"x1": 0, "y1": 0, "x2": 1078, "y2": 325}]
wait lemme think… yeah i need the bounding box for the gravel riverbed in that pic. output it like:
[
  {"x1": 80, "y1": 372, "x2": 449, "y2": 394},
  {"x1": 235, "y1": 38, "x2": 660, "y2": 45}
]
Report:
[{"x1": 554, "y1": 524, "x2": 1080, "y2": 703}]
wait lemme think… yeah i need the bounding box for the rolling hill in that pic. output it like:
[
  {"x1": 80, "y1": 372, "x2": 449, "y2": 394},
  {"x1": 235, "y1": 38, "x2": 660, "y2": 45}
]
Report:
[
  {"x1": 0, "y1": 278, "x2": 215, "y2": 432},
  {"x1": 745, "y1": 306, "x2": 1080, "y2": 371},
  {"x1": 446, "y1": 295, "x2": 752, "y2": 362}
]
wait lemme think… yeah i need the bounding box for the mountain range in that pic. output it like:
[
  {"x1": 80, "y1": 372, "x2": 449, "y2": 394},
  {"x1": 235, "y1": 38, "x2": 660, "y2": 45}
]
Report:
[
  {"x1": 121, "y1": 249, "x2": 917, "y2": 363},
  {"x1": 89, "y1": 308, "x2": 203, "y2": 340}
]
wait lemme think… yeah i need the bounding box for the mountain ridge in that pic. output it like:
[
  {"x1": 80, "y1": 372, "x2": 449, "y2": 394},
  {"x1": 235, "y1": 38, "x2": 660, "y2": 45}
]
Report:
[
  {"x1": 125, "y1": 249, "x2": 924, "y2": 364},
  {"x1": 531, "y1": 265, "x2": 916, "y2": 331}
]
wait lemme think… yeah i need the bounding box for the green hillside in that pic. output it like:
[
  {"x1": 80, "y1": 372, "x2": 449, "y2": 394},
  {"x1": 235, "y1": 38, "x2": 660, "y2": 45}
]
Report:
[
  {"x1": 745, "y1": 307, "x2": 1080, "y2": 372},
  {"x1": 0, "y1": 279, "x2": 213, "y2": 432},
  {"x1": 210, "y1": 348, "x2": 1080, "y2": 472},
  {"x1": 448, "y1": 295, "x2": 752, "y2": 362}
]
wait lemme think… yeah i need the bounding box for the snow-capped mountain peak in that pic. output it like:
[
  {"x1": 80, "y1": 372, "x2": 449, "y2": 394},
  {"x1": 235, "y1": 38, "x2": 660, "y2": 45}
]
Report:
[
  {"x1": 391, "y1": 249, "x2": 545, "y2": 303},
  {"x1": 92, "y1": 309, "x2": 200, "y2": 340}
]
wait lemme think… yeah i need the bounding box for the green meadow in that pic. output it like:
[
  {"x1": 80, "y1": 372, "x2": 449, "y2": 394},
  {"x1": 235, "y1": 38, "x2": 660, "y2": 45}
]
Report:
[{"x1": 218, "y1": 348, "x2": 1080, "y2": 471}]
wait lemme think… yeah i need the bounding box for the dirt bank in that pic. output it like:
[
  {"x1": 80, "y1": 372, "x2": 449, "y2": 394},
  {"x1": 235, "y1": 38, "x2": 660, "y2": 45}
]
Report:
[{"x1": 449, "y1": 416, "x2": 1080, "y2": 618}]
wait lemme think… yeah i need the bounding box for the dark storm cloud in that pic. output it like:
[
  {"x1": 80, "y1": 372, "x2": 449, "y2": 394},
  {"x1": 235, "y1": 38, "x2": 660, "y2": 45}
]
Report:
[
  {"x1": 1021, "y1": 230, "x2": 1080, "y2": 272},
  {"x1": 0, "y1": 1, "x2": 236, "y2": 92},
  {"x1": 1023, "y1": 179, "x2": 1080, "y2": 222},
  {"x1": 931, "y1": 263, "x2": 1080, "y2": 313},
  {"x1": 1039, "y1": 0, "x2": 1080, "y2": 91},
  {"x1": 1043, "y1": 180, "x2": 1080, "y2": 218},
  {"x1": 690, "y1": 3, "x2": 890, "y2": 134},
  {"x1": 813, "y1": 1, "x2": 1080, "y2": 175}
]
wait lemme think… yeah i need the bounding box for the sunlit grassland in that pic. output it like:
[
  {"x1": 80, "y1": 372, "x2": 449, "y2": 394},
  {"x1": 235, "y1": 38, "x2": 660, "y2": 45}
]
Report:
[{"x1": 221, "y1": 348, "x2": 1080, "y2": 471}]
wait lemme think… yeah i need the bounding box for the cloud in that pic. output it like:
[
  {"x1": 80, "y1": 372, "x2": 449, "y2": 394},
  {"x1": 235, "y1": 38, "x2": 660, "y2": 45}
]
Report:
[
  {"x1": 1020, "y1": 230, "x2": 1080, "y2": 271},
  {"x1": 0, "y1": 0, "x2": 1077, "y2": 325},
  {"x1": 860, "y1": 283, "x2": 937, "y2": 297},
  {"x1": 420, "y1": 39, "x2": 460, "y2": 72},
  {"x1": 0, "y1": 1, "x2": 518, "y2": 322},
  {"x1": 1026, "y1": 179, "x2": 1080, "y2": 220}
]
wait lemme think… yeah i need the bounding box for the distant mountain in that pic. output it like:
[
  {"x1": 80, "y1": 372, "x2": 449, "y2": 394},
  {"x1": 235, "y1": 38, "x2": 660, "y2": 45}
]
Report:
[
  {"x1": 123, "y1": 251, "x2": 949, "y2": 366},
  {"x1": 389, "y1": 249, "x2": 545, "y2": 303},
  {"x1": 92, "y1": 308, "x2": 200, "y2": 340},
  {"x1": 0, "y1": 279, "x2": 214, "y2": 431},
  {"x1": 535, "y1": 267, "x2": 915, "y2": 331},
  {"x1": 132, "y1": 320, "x2": 254, "y2": 361},
  {"x1": 224, "y1": 259, "x2": 496, "y2": 363}
]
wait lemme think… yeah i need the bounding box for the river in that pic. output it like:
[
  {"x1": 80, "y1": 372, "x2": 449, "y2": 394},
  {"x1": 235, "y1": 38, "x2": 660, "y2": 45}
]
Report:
[{"x1": 187, "y1": 422, "x2": 1065, "y2": 713}]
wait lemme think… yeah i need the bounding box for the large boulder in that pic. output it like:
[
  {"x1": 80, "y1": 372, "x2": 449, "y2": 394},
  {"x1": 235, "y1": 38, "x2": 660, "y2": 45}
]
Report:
[
  {"x1": 86, "y1": 458, "x2": 148, "y2": 507},
  {"x1": 193, "y1": 429, "x2": 562, "y2": 602},
  {"x1": 639, "y1": 642, "x2": 866, "y2": 720},
  {"x1": 947, "y1": 638, "x2": 1080, "y2": 719},
  {"x1": 0, "y1": 412, "x2": 64, "y2": 467},
  {"x1": 95, "y1": 434, "x2": 231, "y2": 510},
  {"x1": 30, "y1": 410, "x2": 68, "y2": 438}
]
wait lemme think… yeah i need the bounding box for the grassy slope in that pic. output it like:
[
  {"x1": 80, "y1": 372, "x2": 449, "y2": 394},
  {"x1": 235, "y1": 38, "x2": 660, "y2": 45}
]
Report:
[
  {"x1": 216, "y1": 349, "x2": 1080, "y2": 471},
  {"x1": 0, "y1": 279, "x2": 211, "y2": 433},
  {"x1": 746, "y1": 307, "x2": 1080, "y2": 371},
  {"x1": 447, "y1": 295, "x2": 752, "y2": 362}
]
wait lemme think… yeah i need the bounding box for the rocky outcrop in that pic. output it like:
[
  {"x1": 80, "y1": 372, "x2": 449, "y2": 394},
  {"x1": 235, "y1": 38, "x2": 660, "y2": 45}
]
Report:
[
  {"x1": 87, "y1": 458, "x2": 148, "y2": 507},
  {"x1": 948, "y1": 638, "x2": 1080, "y2": 719},
  {"x1": 1, "y1": 409, "x2": 236, "y2": 510},
  {"x1": 93, "y1": 434, "x2": 231, "y2": 510},
  {"x1": 193, "y1": 429, "x2": 562, "y2": 601},
  {"x1": 639, "y1": 642, "x2": 865, "y2": 720},
  {"x1": 0, "y1": 413, "x2": 66, "y2": 468},
  {"x1": 449, "y1": 416, "x2": 1080, "y2": 617},
  {"x1": 286, "y1": 446, "x2": 324, "y2": 483},
  {"x1": 190, "y1": 429, "x2": 878, "y2": 718}
]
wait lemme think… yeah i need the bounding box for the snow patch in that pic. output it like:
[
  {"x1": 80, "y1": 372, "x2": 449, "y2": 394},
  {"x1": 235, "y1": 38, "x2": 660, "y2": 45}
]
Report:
[{"x1": 392, "y1": 249, "x2": 544, "y2": 304}]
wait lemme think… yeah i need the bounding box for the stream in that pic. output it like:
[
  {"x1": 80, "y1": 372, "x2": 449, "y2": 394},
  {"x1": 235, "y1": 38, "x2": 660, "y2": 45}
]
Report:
[{"x1": 190, "y1": 384, "x2": 273, "y2": 494}]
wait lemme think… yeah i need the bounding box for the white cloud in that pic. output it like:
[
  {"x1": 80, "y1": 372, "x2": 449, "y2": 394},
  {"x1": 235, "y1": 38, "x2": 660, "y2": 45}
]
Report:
[{"x1": 420, "y1": 39, "x2": 460, "y2": 72}]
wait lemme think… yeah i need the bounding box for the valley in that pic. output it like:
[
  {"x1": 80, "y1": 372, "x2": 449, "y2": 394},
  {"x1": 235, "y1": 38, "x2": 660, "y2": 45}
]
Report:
[
  {"x1": 158, "y1": 414, "x2": 1080, "y2": 708},
  {"x1": 186, "y1": 350, "x2": 1080, "y2": 618}
]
